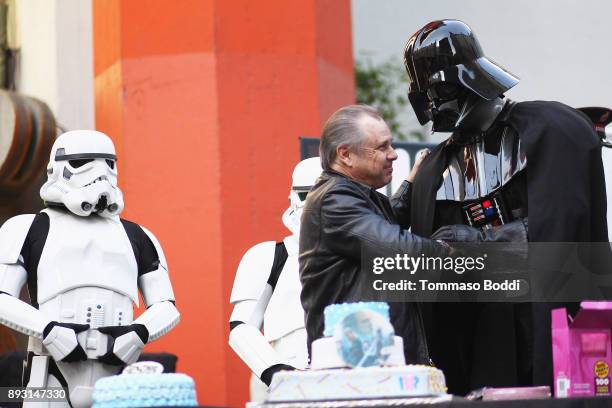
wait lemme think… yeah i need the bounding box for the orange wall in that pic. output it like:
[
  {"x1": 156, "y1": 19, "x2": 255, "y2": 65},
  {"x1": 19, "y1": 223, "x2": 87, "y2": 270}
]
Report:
[{"x1": 93, "y1": 1, "x2": 354, "y2": 406}]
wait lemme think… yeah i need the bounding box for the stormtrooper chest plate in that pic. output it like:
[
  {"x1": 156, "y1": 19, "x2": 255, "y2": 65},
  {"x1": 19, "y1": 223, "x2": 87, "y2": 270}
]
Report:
[
  {"x1": 436, "y1": 127, "x2": 527, "y2": 202},
  {"x1": 36, "y1": 209, "x2": 139, "y2": 304}
]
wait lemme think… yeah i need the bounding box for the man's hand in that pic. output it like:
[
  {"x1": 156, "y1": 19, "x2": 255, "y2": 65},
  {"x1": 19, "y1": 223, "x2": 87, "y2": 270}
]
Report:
[
  {"x1": 42, "y1": 322, "x2": 89, "y2": 362},
  {"x1": 98, "y1": 324, "x2": 149, "y2": 366},
  {"x1": 406, "y1": 149, "x2": 430, "y2": 183}
]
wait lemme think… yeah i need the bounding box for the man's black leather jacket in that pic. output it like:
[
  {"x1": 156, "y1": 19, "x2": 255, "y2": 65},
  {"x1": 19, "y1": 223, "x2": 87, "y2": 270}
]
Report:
[{"x1": 299, "y1": 170, "x2": 447, "y2": 364}]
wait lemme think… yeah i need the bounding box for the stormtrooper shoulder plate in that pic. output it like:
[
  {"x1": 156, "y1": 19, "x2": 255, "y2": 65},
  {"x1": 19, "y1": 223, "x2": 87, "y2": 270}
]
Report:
[
  {"x1": 0, "y1": 214, "x2": 36, "y2": 263},
  {"x1": 230, "y1": 241, "x2": 277, "y2": 303},
  {"x1": 437, "y1": 126, "x2": 527, "y2": 202}
]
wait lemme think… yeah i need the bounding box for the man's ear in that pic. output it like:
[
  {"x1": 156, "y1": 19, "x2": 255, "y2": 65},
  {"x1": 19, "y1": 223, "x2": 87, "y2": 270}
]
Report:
[{"x1": 336, "y1": 145, "x2": 353, "y2": 167}]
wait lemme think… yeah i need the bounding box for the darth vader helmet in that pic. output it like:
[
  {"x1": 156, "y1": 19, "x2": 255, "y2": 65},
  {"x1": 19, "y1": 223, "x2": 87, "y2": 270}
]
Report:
[{"x1": 404, "y1": 20, "x2": 519, "y2": 132}]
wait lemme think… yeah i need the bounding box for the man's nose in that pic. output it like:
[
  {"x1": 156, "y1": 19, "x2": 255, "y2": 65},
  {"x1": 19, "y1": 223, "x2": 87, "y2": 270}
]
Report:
[{"x1": 388, "y1": 148, "x2": 398, "y2": 161}]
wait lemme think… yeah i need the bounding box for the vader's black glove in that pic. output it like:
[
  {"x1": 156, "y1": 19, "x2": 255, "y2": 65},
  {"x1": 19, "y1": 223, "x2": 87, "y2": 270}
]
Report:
[
  {"x1": 431, "y1": 224, "x2": 483, "y2": 242},
  {"x1": 482, "y1": 218, "x2": 529, "y2": 242}
]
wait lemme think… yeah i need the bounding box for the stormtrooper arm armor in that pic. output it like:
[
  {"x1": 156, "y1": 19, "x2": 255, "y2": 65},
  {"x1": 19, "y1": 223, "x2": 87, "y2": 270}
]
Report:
[
  {"x1": 99, "y1": 226, "x2": 179, "y2": 366},
  {"x1": 0, "y1": 215, "x2": 47, "y2": 337},
  {"x1": 230, "y1": 292, "x2": 290, "y2": 380},
  {"x1": 229, "y1": 241, "x2": 294, "y2": 385},
  {"x1": 135, "y1": 226, "x2": 180, "y2": 342},
  {"x1": 0, "y1": 263, "x2": 47, "y2": 338}
]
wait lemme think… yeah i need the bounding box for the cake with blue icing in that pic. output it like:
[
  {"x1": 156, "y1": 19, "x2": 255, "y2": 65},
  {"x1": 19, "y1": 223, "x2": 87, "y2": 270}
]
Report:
[
  {"x1": 92, "y1": 362, "x2": 197, "y2": 407},
  {"x1": 267, "y1": 302, "x2": 447, "y2": 402}
]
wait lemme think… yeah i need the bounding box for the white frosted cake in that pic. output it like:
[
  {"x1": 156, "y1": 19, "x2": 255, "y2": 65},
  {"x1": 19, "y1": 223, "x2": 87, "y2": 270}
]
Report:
[
  {"x1": 268, "y1": 365, "x2": 446, "y2": 402},
  {"x1": 92, "y1": 362, "x2": 198, "y2": 407},
  {"x1": 267, "y1": 302, "x2": 446, "y2": 402}
]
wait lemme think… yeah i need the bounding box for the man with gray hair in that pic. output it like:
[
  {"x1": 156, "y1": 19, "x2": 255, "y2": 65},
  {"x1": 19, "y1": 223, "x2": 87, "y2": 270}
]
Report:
[{"x1": 299, "y1": 104, "x2": 447, "y2": 364}]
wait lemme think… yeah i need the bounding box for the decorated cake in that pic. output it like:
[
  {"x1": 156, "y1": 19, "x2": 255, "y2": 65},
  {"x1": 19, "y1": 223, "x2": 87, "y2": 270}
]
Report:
[
  {"x1": 311, "y1": 302, "x2": 406, "y2": 369},
  {"x1": 267, "y1": 302, "x2": 447, "y2": 402},
  {"x1": 92, "y1": 362, "x2": 198, "y2": 407}
]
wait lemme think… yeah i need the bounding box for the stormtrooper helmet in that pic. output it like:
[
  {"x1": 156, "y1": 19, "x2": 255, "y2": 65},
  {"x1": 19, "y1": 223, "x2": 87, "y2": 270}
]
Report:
[
  {"x1": 282, "y1": 157, "x2": 322, "y2": 236},
  {"x1": 40, "y1": 130, "x2": 124, "y2": 217}
]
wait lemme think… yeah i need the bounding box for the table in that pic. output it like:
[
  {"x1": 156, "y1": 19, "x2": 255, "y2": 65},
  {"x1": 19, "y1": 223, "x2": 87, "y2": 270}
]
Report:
[{"x1": 240, "y1": 396, "x2": 612, "y2": 408}]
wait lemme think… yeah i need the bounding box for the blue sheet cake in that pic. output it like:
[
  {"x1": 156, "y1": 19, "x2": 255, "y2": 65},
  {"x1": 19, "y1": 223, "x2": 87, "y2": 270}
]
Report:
[
  {"x1": 92, "y1": 362, "x2": 197, "y2": 407},
  {"x1": 267, "y1": 302, "x2": 447, "y2": 402}
]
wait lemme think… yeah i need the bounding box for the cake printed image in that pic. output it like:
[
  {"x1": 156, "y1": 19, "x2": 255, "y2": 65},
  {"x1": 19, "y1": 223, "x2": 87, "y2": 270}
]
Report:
[
  {"x1": 311, "y1": 302, "x2": 406, "y2": 370},
  {"x1": 331, "y1": 303, "x2": 396, "y2": 367},
  {"x1": 266, "y1": 302, "x2": 447, "y2": 402}
]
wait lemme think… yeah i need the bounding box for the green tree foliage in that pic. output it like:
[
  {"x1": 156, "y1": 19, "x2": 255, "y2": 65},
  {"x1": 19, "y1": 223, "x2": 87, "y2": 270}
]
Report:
[{"x1": 355, "y1": 56, "x2": 424, "y2": 141}]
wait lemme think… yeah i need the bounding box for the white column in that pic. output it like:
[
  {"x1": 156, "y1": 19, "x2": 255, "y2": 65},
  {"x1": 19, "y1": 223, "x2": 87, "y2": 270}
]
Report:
[{"x1": 14, "y1": 0, "x2": 94, "y2": 130}]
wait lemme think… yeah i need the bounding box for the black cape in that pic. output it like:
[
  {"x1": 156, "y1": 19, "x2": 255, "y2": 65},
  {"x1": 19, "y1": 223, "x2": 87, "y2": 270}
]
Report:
[{"x1": 410, "y1": 100, "x2": 609, "y2": 393}]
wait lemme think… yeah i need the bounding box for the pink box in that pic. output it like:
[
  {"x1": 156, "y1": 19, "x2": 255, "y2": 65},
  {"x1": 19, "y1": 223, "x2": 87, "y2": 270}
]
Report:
[{"x1": 552, "y1": 301, "x2": 612, "y2": 397}]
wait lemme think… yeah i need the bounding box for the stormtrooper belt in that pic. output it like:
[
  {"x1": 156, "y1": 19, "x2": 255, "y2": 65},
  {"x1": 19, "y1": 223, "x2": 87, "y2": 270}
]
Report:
[{"x1": 462, "y1": 190, "x2": 525, "y2": 230}]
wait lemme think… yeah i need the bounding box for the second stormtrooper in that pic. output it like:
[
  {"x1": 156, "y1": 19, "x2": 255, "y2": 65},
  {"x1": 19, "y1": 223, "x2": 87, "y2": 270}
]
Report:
[{"x1": 228, "y1": 157, "x2": 322, "y2": 401}]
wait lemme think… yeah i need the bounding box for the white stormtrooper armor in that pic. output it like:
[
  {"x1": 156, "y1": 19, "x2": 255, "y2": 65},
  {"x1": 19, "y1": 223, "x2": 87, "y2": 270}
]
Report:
[
  {"x1": 228, "y1": 157, "x2": 322, "y2": 401},
  {"x1": 0, "y1": 130, "x2": 179, "y2": 408}
]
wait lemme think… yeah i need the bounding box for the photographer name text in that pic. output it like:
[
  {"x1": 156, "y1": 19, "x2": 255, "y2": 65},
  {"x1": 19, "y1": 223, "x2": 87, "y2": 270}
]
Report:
[{"x1": 373, "y1": 279, "x2": 522, "y2": 292}]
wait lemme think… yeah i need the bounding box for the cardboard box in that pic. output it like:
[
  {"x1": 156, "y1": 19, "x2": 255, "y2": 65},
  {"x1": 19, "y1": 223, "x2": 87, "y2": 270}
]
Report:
[{"x1": 552, "y1": 301, "x2": 612, "y2": 397}]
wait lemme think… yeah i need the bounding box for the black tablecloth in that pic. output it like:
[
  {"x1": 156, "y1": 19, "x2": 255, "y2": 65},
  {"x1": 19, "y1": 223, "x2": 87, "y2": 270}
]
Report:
[
  {"x1": 227, "y1": 396, "x2": 612, "y2": 408},
  {"x1": 453, "y1": 396, "x2": 612, "y2": 408}
]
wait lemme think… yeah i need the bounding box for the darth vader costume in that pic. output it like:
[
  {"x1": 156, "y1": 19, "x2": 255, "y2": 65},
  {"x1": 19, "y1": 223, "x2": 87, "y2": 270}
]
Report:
[{"x1": 403, "y1": 20, "x2": 608, "y2": 395}]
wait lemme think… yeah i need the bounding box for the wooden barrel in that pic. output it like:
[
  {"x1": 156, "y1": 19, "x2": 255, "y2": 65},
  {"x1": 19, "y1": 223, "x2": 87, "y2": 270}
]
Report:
[
  {"x1": 0, "y1": 90, "x2": 56, "y2": 194},
  {"x1": 0, "y1": 325, "x2": 16, "y2": 354}
]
